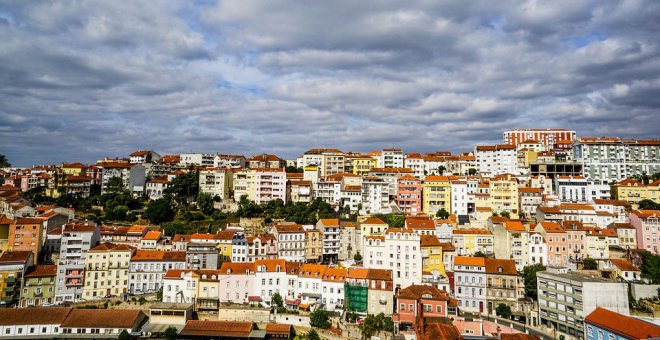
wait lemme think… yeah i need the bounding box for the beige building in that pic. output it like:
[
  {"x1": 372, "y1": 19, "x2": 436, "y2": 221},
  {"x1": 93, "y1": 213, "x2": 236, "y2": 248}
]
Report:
[
  {"x1": 199, "y1": 168, "x2": 233, "y2": 200},
  {"x1": 305, "y1": 228, "x2": 322, "y2": 263},
  {"x1": 358, "y1": 217, "x2": 388, "y2": 255},
  {"x1": 489, "y1": 174, "x2": 520, "y2": 218},
  {"x1": 233, "y1": 168, "x2": 256, "y2": 202},
  {"x1": 83, "y1": 242, "x2": 134, "y2": 299}
]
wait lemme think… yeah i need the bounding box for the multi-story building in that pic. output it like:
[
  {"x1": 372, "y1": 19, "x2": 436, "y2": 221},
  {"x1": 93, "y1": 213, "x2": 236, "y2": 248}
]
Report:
[
  {"x1": 179, "y1": 153, "x2": 215, "y2": 167},
  {"x1": 474, "y1": 144, "x2": 517, "y2": 176},
  {"x1": 630, "y1": 210, "x2": 659, "y2": 254},
  {"x1": 19, "y1": 264, "x2": 57, "y2": 307},
  {"x1": 218, "y1": 262, "x2": 254, "y2": 304},
  {"x1": 489, "y1": 174, "x2": 520, "y2": 218},
  {"x1": 338, "y1": 223, "x2": 358, "y2": 261},
  {"x1": 573, "y1": 137, "x2": 660, "y2": 184},
  {"x1": 352, "y1": 155, "x2": 378, "y2": 177},
  {"x1": 537, "y1": 268, "x2": 629, "y2": 339},
  {"x1": 422, "y1": 176, "x2": 451, "y2": 216},
  {"x1": 254, "y1": 259, "x2": 288, "y2": 306},
  {"x1": 9, "y1": 217, "x2": 44, "y2": 264},
  {"x1": 99, "y1": 162, "x2": 145, "y2": 195},
  {"x1": 404, "y1": 154, "x2": 424, "y2": 178},
  {"x1": 379, "y1": 149, "x2": 404, "y2": 169},
  {"x1": 534, "y1": 221, "x2": 567, "y2": 267},
  {"x1": 361, "y1": 176, "x2": 391, "y2": 214},
  {"x1": 420, "y1": 235, "x2": 446, "y2": 279},
  {"x1": 253, "y1": 168, "x2": 286, "y2": 204},
  {"x1": 345, "y1": 267, "x2": 369, "y2": 314},
  {"x1": 297, "y1": 264, "x2": 326, "y2": 308},
  {"x1": 528, "y1": 232, "x2": 547, "y2": 265},
  {"x1": 363, "y1": 228, "x2": 421, "y2": 289},
  {"x1": 453, "y1": 256, "x2": 487, "y2": 313},
  {"x1": 519, "y1": 187, "x2": 543, "y2": 219},
  {"x1": 492, "y1": 221, "x2": 529, "y2": 270},
  {"x1": 246, "y1": 235, "x2": 277, "y2": 262},
  {"x1": 317, "y1": 219, "x2": 340, "y2": 263},
  {"x1": 82, "y1": 242, "x2": 133, "y2": 299},
  {"x1": 213, "y1": 154, "x2": 246, "y2": 169},
  {"x1": 451, "y1": 229, "x2": 493, "y2": 256},
  {"x1": 366, "y1": 268, "x2": 394, "y2": 316},
  {"x1": 272, "y1": 224, "x2": 306, "y2": 262},
  {"x1": 0, "y1": 251, "x2": 33, "y2": 307},
  {"x1": 55, "y1": 223, "x2": 100, "y2": 303},
  {"x1": 369, "y1": 168, "x2": 413, "y2": 197},
  {"x1": 395, "y1": 174, "x2": 422, "y2": 215},
  {"x1": 199, "y1": 168, "x2": 232, "y2": 200},
  {"x1": 129, "y1": 150, "x2": 160, "y2": 164},
  {"x1": 230, "y1": 232, "x2": 248, "y2": 263},
  {"x1": 319, "y1": 266, "x2": 346, "y2": 311},
  {"x1": 607, "y1": 223, "x2": 637, "y2": 250},
  {"x1": 359, "y1": 217, "x2": 388, "y2": 255},
  {"x1": 450, "y1": 178, "x2": 469, "y2": 216},
  {"x1": 392, "y1": 285, "x2": 451, "y2": 333},
  {"x1": 611, "y1": 178, "x2": 660, "y2": 210},
  {"x1": 144, "y1": 176, "x2": 171, "y2": 200},
  {"x1": 233, "y1": 169, "x2": 256, "y2": 202},
  {"x1": 584, "y1": 307, "x2": 660, "y2": 340},
  {"x1": 484, "y1": 258, "x2": 526, "y2": 316},
  {"x1": 305, "y1": 228, "x2": 322, "y2": 263},
  {"x1": 185, "y1": 241, "x2": 220, "y2": 270},
  {"x1": 247, "y1": 154, "x2": 285, "y2": 169},
  {"x1": 503, "y1": 129, "x2": 576, "y2": 149},
  {"x1": 287, "y1": 179, "x2": 312, "y2": 203},
  {"x1": 129, "y1": 250, "x2": 186, "y2": 294}
]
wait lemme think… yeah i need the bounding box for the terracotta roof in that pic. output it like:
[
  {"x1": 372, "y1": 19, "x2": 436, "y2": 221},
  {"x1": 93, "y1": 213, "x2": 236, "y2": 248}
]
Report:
[
  {"x1": 365, "y1": 235, "x2": 385, "y2": 241},
  {"x1": 266, "y1": 323, "x2": 293, "y2": 335},
  {"x1": 131, "y1": 250, "x2": 186, "y2": 262},
  {"x1": 610, "y1": 259, "x2": 640, "y2": 272},
  {"x1": 299, "y1": 264, "x2": 328, "y2": 278},
  {"x1": 66, "y1": 175, "x2": 92, "y2": 182},
  {"x1": 608, "y1": 223, "x2": 635, "y2": 230},
  {"x1": 585, "y1": 307, "x2": 660, "y2": 339},
  {"x1": 62, "y1": 162, "x2": 87, "y2": 168},
  {"x1": 0, "y1": 216, "x2": 15, "y2": 224},
  {"x1": 14, "y1": 217, "x2": 43, "y2": 225},
  {"x1": 454, "y1": 256, "x2": 486, "y2": 267},
  {"x1": 592, "y1": 199, "x2": 630, "y2": 206},
  {"x1": 142, "y1": 230, "x2": 161, "y2": 241},
  {"x1": 322, "y1": 267, "x2": 347, "y2": 282},
  {"x1": 519, "y1": 187, "x2": 543, "y2": 193},
  {"x1": 633, "y1": 210, "x2": 660, "y2": 219},
  {"x1": 0, "y1": 307, "x2": 72, "y2": 326},
  {"x1": 274, "y1": 224, "x2": 305, "y2": 233},
  {"x1": 370, "y1": 168, "x2": 413, "y2": 173},
  {"x1": 538, "y1": 206, "x2": 561, "y2": 214},
  {"x1": 127, "y1": 225, "x2": 148, "y2": 234},
  {"x1": 417, "y1": 317, "x2": 462, "y2": 340},
  {"x1": 397, "y1": 285, "x2": 450, "y2": 301},
  {"x1": 0, "y1": 251, "x2": 32, "y2": 264},
  {"x1": 500, "y1": 334, "x2": 541, "y2": 340},
  {"x1": 420, "y1": 235, "x2": 442, "y2": 247},
  {"x1": 25, "y1": 265, "x2": 58, "y2": 278},
  {"x1": 361, "y1": 217, "x2": 387, "y2": 225},
  {"x1": 505, "y1": 221, "x2": 525, "y2": 231},
  {"x1": 318, "y1": 218, "x2": 340, "y2": 226},
  {"x1": 255, "y1": 259, "x2": 286, "y2": 272},
  {"x1": 248, "y1": 154, "x2": 283, "y2": 162},
  {"x1": 346, "y1": 267, "x2": 369, "y2": 279},
  {"x1": 617, "y1": 178, "x2": 642, "y2": 186},
  {"x1": 180, "y1": 321, "x2": 253, "y2": 337},
  {"x1": 424, "y1": 175, "x2": 451, "y2": 182},
  {"x1": 191, "y1": 233, "x2": 215, "y2": 240},
  {"x1": 539, "y1": 221, "x2": 565, "y2": 233},
  {"x1": 129, "y1": 150, "x2": 152, "y2": 157},
  {"x1": 286, "y1": 261, "x2": 302, "y2": 275},
  {"x1": 366, "y1": 268, "x2": 392, "y2": 281},
  {"x1": 453, "y1": 228, "x2": 491, "y2": 235},
  {"x1": 214, "y1": 230, "x2": 238, "y2": 241},
  {"x1": 406, "y1": 218, "x2": 435, "y2": 230},
  {"x1": 439, "y1": 242, "x2": 455, "y2": 252},
  {"x1": 219, "y1": 262, "x2": 257, "y2": 275},
  {"x1": 90, "y1": 242, "x2": 133, "y2": 252},
  {"x1": 558, "y1": 203, "x2": 594, "y2": 211},
  {"x1": 60, "y1": 309, "x2": 146, "y2": 329},
  {"x1": 485, "y1": 258, "x2": 518, "y2": 275},
  {"x1": 172, "y1": 234, "x2": 193, "y2": 242}
]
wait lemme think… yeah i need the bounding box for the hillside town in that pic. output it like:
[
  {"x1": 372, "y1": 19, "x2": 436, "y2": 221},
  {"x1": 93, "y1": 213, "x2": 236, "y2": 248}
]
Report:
[{"x1": 0, "y1": 128, "x2": 659, "y2": 340}]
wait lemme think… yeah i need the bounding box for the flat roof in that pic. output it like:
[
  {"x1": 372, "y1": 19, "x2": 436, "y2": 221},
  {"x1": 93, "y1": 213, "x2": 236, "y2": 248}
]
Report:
[{"x1": 537, "y1": 270, "x2": 614, "y2": 283}]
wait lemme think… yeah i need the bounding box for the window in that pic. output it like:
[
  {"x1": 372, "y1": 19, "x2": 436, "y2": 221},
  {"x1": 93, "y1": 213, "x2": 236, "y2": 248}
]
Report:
[{"x1": 436, "y1": 305, "x2": 442, "y2": 313}]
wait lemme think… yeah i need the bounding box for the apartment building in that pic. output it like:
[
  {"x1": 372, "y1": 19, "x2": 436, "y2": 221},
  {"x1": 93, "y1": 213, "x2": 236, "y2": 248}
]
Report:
[
  {"x1": 213, "y1": 154, "x2": 246, "y2": 169},
  {"x1": 504, "y1": 129, "x2": 576, "y2": 148},
  {"x1": 272, "y1": 224, "x2": 306, "y2": 262},
  {"x1": 585, "y1": 307, "x2": 660, "y2": 340},
  {"x1": 534, "y1": 221, "x2": 568, "y2": 267},
  {"x1": 82, "y1": 242, "x2": 133, "y2": 299},
  {"x1": 233, "y1": 169, "x2": 256, "y2": 202},
  {"x1": 0, "y1": 251, "x2": 33, "y2": 307},
  {"x1": 395, "y1": 174, "x2": 422, "y2": 215},
  {"x1": 451, "y1": 229, "x2": 493, "y2": 256},
  {"x1": 404, "y1": 153, "x2": 424, "y2": 178},
  {"x1": 179, "y1": 153, "x2": 215, "y2": 167},
  {"x1": 630, "y1": 210, "x2": 660, "y2": 254},
  {"x1": 218, "y1": 262, "x2": 255, "y2": 304},
  {"x1": 573, "y1": 137, "x2": 660, "y2": 183},
  {"x1": 489, "y1": 174, "x2": 520, "y2": 218},
  {"x1": 253, "y1": 168, "x2": 286, "y2": 204},
  {"x1": 317, "y1": 219, "x2": 340, "y2": 263},
  {"x1": 528, "y1": 232, "x2": 547, "y2": 265},
  {"x1": 55, "y1": 223, "x2": 100, "y2": 303},
  {"x1": 9, "y1": 217, "x2": 44, "y2": 264},
  {"x1": 361, "y1": 176, "x2": 391, "y2": 215},
  {"x1": 450, "y1": 178, "x2": 469, "y2": 216},
  {"x1": 474, "y1": 144, "x2": 517, "y2": 176},
  {"x1": 611, "y1": 178, "x2": 660, "y2": 210},
  {"x1": 247, "y1": 154, "x2": 285, "y2": 169},
  {"x1": 492, "y1": 221, "x2": 529, "y2": 270},
  {"x1": 422, "y1": 175, "x2": 451, "y2": 215},
  {"x1": 199, "y1": 168, "x2": 232, "y2": 200},
  {"x1": 453, "y1": 256, "x2": 487, "y2": 313},
  {"x1": 537, "y1": 269, "x2": 629, "y2": 339},
  {"x1": 129, "y1": 250, "x2": 186, "y2": 294},
  {"x1": 519, "y1": 187, "x2": 543, "y2": 219},
  {"x1": 363, "y1": 228, "x2": 421, "y2": 289},
  {"x1": 254, "y1": 259, "x2": 288, "y2": 306},
  {"x1": 379, "y1": 149, "x2": 404, "y2": 168}
]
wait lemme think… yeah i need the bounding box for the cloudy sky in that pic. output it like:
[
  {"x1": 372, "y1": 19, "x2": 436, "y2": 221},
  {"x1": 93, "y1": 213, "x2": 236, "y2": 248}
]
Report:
[{"x1": 1, "y1": 1, "x2": 659, "y2": 167}]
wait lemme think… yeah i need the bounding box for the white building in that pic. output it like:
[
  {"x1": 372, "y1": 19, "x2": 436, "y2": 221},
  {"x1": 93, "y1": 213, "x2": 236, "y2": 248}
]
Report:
[
  {"x1": 218, "y1": 262, "x2": 254, "y2": 304},
  {"x1": 404, "y1": 154, "x2": 425, "y2": 178},
  {"x1": 213, "y1": 154, "x2": 246, "y2": 169},
  {"x1": 163, "y1": 269, "x2": 201, "y2": 304},
  {"x1": 317, "y1": 219, "x2": 340, "y2": 263},
  {"x1": 474, "y1": 144, "x2": 517, "y2": 177},
  {"x1": 453, "y1": 256, "x2": 487, "y2": 313},
  {"x1": 129, "y1": 250, "x2": 186, "y2": 294},
  {"x1": 179, "y1": 153, "x2": 215, "y2": 167},
  {"x1": 528, "y1": 233, "x2": 547, "y2": 265},
  {"x1": 361, "y1": 177, "x2": 391, "y2": 215},
  {"x1": 450, "y1": 179, "x2": 469, "y2": 216},
  {"x1": 379, "y1": 149, "x2": 404, "y2": 168},
  {"x1": 297, "y1": 264, "x2": 326, "y2": 308},
  {"x1": 321, "y1": 267, "x2": 347, "y2": 311},
  {"x1": 363, "y1": 228, "x2": 421, "y2": 289},
  {"x1": 272, "y1": 224, "x2": 307, "y2": 262},
  {"x1": 254, "y1": 259, "x2": 288, "y2": 306}
]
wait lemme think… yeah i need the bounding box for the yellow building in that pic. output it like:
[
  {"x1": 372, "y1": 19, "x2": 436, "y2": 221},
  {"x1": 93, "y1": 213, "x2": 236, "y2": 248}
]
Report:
[
  {"x1": 452, "y1": 229, "x2": 494, "y2": 256},
  {"x1": 83, "y1": 242, "x2": 133, "y2": 299},
  {"x1": 214, "y1": 230, "x2": 235, "y2": 262},
  {"x1": 489, "y1": 174, "x2": 520, "y2": 218},
  {"x1": 0, "y1": 217, "x2": 11, "y2": 254},
  {"x1": 359, "y1": 217, "x2": 388, "y2": 253},
  {"x1": 420, "y1": 235, "x2": 446, "y2": 278},
  {"x1": 422, "y1": 176, "x2": 451, "y2": 215},
  {"x1": 305, "y1": 228, "x2": 322, "y2": 263},
  {"x1": 611, "y1": 178, "x2": 659, "y2": 210},
  {"x1": 352, "y1": 157, "x2": 378, "y2": 176},
  {"x1": 61, "y1": 162, "x2": 87, "y2": 177},
  {"x1": 232, "y1": 168, "x2": 256, "y2": 202},
  {"x1": 516, "y1": 149, "x2": 538, "y2": 169}
]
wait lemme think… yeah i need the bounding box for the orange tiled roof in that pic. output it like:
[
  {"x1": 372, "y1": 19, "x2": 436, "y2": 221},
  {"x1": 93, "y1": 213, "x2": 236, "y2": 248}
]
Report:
[
  {"x1": 361, "y1": 217, "x2": 387, "y2": 225},
  {"x1": 610, "y1": 259, "x2": 640, "y2": 272},
  {"x1": 322, "y1": 267, "x2": 347, "y2": 282},
  {"x1": 539, "y1": 221, "x2": 565, "y2": 233},
  {"x1": 454, "y1": 256, "x2": 486, "y2": 267},
  {"x1": 274, "y1": 224, "x2": 305, "y2": 233},
  {"x1": 406, "y1": 218, "x2": 435, "y2": 230},
  {"x1": 485, "y1": 258, "x2": 517, "y2": 275},
  {"x1": 299, "y1": 264, "x2": 328, "y2": 278},
  {"x1": 585, "y1": 307, "x2": 660, "y2": 339},
  {"x1": 318, "y1": 218, "x2": 340, "y2": 226},
  {"x1": 143, "y1": 231, "x2": 161, "y2": 241},
  {"x1": 131, "y1": 250, "x2": 185, "y2": 262},
  {"x1": 505, "y1": 221, "x2": 525, "y2": 231}
]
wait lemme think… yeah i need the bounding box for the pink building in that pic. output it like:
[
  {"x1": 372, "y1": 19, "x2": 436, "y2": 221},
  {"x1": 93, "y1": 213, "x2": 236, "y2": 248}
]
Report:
[
  {"x1": 631, "y1": 210, "x2": 660, "y2": 254},
  {"x1": 218, "y1": 262, "x2": 255, "y2": 304},
  {"x1": 393, "y1": 285, "x2": 451, "y2": 333},
  {"x1": 562, "y1": 221, "x2": 587, "y2": 263},
  {"x1": 254, "y1": 168, "x2": 286, "y2": 204},
  {"x1": 395, "y1": 174, "x2": 422, "y2": 215},
  {"x1": 535, "y1": 222, "x2": 568, "y2": 266}
]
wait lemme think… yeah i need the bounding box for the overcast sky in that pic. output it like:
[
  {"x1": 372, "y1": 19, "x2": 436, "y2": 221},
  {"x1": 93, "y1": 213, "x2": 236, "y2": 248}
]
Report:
[{"x1": 1, "y1": 1, "x2": 659, "y2": 167}]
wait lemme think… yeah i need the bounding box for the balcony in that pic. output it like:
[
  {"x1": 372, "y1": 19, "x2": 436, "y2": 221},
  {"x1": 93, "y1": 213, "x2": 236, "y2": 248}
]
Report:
[{"x1": 3, "y1": 286, "x2": 15, "y2": 294}]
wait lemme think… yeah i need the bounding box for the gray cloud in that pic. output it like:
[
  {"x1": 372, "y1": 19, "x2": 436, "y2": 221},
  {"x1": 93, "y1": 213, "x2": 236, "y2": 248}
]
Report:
[{"x1": 0, "y1": 0, "x2": 659, "y2": 167}]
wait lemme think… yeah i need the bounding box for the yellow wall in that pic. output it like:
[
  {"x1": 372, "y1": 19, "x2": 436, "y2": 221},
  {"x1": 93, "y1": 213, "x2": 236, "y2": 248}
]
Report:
[
  {"x1": 613, "y1": 184, "x2": 659, "y2": 210},
  {"x1": 352, "y1": 158, "x2": 378, "y2": 176},
  {"x1": 489, "y1": 177, "x2": 520, "y2": 218},
  {"x1": 422, "y1": 177, "x2": 451, "y2": 215},
  {"x1": 422, "y1": 244, "x2": 446, "y2": 278}
]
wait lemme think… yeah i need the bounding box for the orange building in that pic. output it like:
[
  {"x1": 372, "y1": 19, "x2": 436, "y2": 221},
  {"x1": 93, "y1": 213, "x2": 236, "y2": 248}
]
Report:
[{"x1": 9, "y1": 218, "x2": 44, "y2": 264}]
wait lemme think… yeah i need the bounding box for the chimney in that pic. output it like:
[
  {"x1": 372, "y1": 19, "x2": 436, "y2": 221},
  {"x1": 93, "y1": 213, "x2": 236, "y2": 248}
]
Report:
[{"x1": 496, "y1": 326, "x2": 502, "y2": 339}]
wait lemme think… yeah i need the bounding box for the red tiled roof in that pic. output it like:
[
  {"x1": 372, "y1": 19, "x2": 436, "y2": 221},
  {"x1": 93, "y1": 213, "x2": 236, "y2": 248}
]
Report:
[
  {"x1": 90, "y1": 242, "x2": 133, "y2": 252},
  {"x1": 361, "y1": 217, "x2": 387, "y2": 225},
  {"x1": 406, "y1": 218, "x2": 435, "y2": 230},
  {"x1": 420, "y1": 235, "x2": 442, "y2": 247},
  {"x1": 274, "y1": 224, "x2": 305, "y2": 233},
  {"x1": 142, "y1": 230, "x2": 161, "y2": 241},
  {"x1": 131, "y1": 250, "x2": 186, "y2": 262},
  {"x1": 60, "y1": 309, "x2": 146, "y2": 329},
  {"x1": 25, "y1": 265, "x2": 58, "y2": 278},
  {"x1": 454, "y1": 256, "x2": 486, "y2": 267},
  {"x1": 585, "y1": 307, "x2": 660, "y2": 339},
  {"x1": 610, "y1": 259, "x2": 640, "y2": 272},
  {"x1": 0, "y1": 251, "x2": 33, "y2": 264},
  {"x1": 318, "y1": 218, "x2": 340, "y2": 226},
  {"x1": 255, "y1": 259, "x2": 286, "y2": 272},
  {"x1": 633, "y1": 210, "x2": 660, "y2": 219},
  {"x1": 397, "y1": 284, "x2": 450, "y2": 301},
  {"x1": 0, "y1": 307, "x2": 72, "y2": 326},
  {"x1": 505, "y1": 221, "x2": 525, "y2": 231},
  {"x1": 485, "y1": 258, "x2": 518, "y2": 275},
  {"x1": 219, "y1": 262, "x2": 257, "y2": 275},
  {"x1": 265, "y1": 323, "x2": 292, "y2": 335}
]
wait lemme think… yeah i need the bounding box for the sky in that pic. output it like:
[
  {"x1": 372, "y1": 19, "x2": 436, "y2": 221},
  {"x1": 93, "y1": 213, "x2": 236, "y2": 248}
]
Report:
[{"x1": 1, "y1": 1, "x2": 659, "y2": 167}]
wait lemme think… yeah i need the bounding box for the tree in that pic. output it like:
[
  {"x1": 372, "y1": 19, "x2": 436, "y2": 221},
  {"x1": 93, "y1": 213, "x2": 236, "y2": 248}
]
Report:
[
  {"x1": 436, "y1": 208, "x2": 449, "y2": 220},
  {"x1": 272, "y1": 292, "x2": 284, "y2": 308},
  {"x1": 374, "y1": 213, "x2": 405, "y2": 228},
  {"x1": 105, "y1": 176, "x2": 127, "y2": 195},
  {"x1": 285, "y1": 165, "x2": 303, "y2": 173},
  {"x1": 0, "y1": 154, "x2": 10, "y2": 168},
  {"x1": 473, "y1": 251, "x2": 488, "y2": 258},
  {"x1": 354, "y1": 252, "x2": 363, "y2": 262},
  {"x1": 164, "y1": 325, "x2": 178, "y2": 340},
  {"x1": 522, "y1": 264, "x2": 546, "y2": 299},
  {"x1": 500, "y1": 211, "x2": 511, "y2": 218},
  {"x1": 495, "y1": 303, "x2": 512, "y2": 319},
  {"x1": 583, "y1": 257, "x2": 598, "y2": 270},
  {"x1": 640, "y1": 251, "x2": 660, "y2": 283},
  {"x1": 468, "y1": 168, "x2": 477, "y2": 176},
  {"x1": 310, "y1": 309, "x2": 331, "y2": 329},
  {"x1": 638, "y1": 199, "x2": 660, "y2": 211},
  {"x1": 307, "y1": 329, "x2": 320, "y2": 340},
  {"x1": 164, "y1": 170, "x2": 199, "y2": 204},
  {"x1": 157, "y1": 287, "x2": 163, "y2": 301},
  {"x1": 196, "y1": 192, "x2": 215, "y2": 215},
  {"x1": 106, "y1": 205, "x2": 129, "y2": 221},
  {"x1": 118, "y1": 329, "x2": 131, "y2": 340},
  {"x1": 144, "y1": 198, "x2": 174, "y2": 224}
]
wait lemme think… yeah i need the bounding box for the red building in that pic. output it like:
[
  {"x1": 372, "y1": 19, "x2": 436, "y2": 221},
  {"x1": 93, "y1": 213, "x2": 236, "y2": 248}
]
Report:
[
  {"x1": 392, "y1": 285, "x2": 454, "y2": 334},
  {"x1": 503, "y1": 129, "x2": 575, "y2": 148}
]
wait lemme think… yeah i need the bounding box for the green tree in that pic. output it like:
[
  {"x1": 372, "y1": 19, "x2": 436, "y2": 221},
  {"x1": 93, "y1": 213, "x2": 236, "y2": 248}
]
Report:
[
  {"x1": 472, "y1": 251, "x2": 489, "y2": 258},
  {"x1": 495, "y1": 303, "x2": 512, "y2": 319},
  {"x1": 196, "y1": 192, "x2": 215, "y2": 215},
  {"x1": 144, "y1": 198, "x2": 174, "y2": 224},
  {"x1": 105, "y1": 176, "x2": 127, "y2": 195},
  {"x1": 383, "y1": 316, "x2": 394, "y2": 332},
  {"x1": 437, "y1": 165, "x2": 446, "y2": 175},
  {"x1": 640, "y1": 251, "x2": 660, "y2": 283},
  {"x1": 285, "y1": 165, "x2": 303, "y2": 173},
  {"x1": 307, "y1": 329, "x2": 320, "y2": 340},
  {"x1": 522, "y1": 264, "x2": 546, "y2": 299},
  {"x1": 164, "y1": 170, "x2": 199, "y2": 204},
  {"x1": 468, "y1": 168, "x2": 477, "y2": 176},
  {"x1": 310, "y1": 309, "x2": 331, "y2": 329},
  {"x1": 118, "y1": 329, "x2": 131, "y2": 340},
  {"x1": 436, "y1": 208, "x2": 449, "y2": 220},
  {"x1": 272, "y1": 292, "x2": 284, "y2": 308},
  {"x1": 354, "y1": 252, "x2": 363, "y2": 262},
  {"x1": 106, "y1": 205, "x2": 129, "y2": 221},
  {"x1": 638, "y1": 199, "x2": 660, "y2": 211},
  {"x1": 164, "y1": 325, "x2": 177, "y2": 340},
  {"x1": 374, "y1": 213, "x2": 405, "y2": 228},
  {"x1": 157, "y1": 286, "x2": 163, "y2": 301},
  {"x1": 583, "y1": 257, "x2": 598, "y2": 270},
  {"x1": 0, "y1": 154, "x2": 11, "y2": 168},
  {"x1": 359, "y1": 314, "x2": 381, "y2": 339},
  {"x1": 500, "y1": 211, "x2": 511, "y2": 218}
]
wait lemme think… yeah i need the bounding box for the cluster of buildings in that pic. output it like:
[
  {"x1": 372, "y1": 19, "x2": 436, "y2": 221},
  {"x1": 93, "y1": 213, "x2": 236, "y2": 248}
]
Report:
[{"x1": 1, "y1": 128, "x2": 660, "y2": 339}]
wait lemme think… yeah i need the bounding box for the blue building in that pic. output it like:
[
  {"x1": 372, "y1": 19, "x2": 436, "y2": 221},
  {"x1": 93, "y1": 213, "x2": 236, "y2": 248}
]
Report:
[{"x1": 585, "y1": 307, "x2": 660, "y2": 340}]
